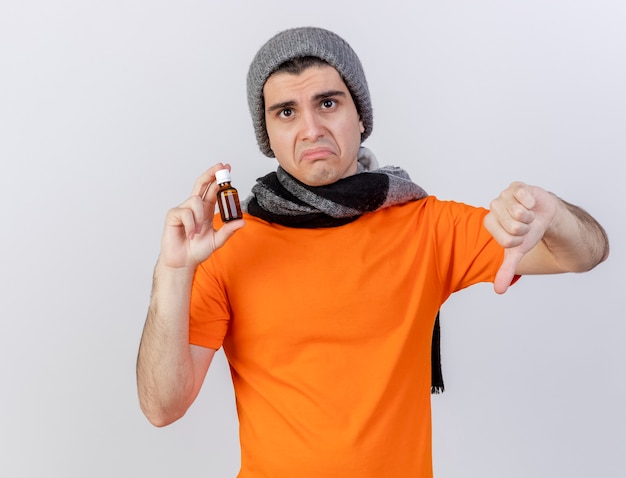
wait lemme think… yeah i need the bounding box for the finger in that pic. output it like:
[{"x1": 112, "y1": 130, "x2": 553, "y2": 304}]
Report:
[
  {"x1": 505, "y1": 199, "x2": 535, "y2": 230},
  {"x1": 212, "y1": 218, "x2": 246, "y2": 250},
  {"x1": 165, "y1": 206, "x2": 199, "y2": 241},
  {"x1": 201, "y1": 180, "x2": 220, "y2": 205},
  {"x1": 487, "y1": 195, "x2": 534, "y2": 242},
  {"x1": 493, "y1": 249, "x2": 523, "y2": 294},
  {"x1": 484, "y1": 211, "x2": 526, "y2": 249},
  {"x1": 186, "y1": 196, "x2": 208, "y2": 235},
  {"x1": 168, "y1": 196, "x2": 209, "y2": 239},
  {"x1": 191, "y1": 163, "x2": 231, "y2": 198},
  {"x1": 512, "y1": 182, "x2": 536, "y2": 210},
  {"x1": 201, "y1": 181, "x2": 213, "y2": 201}
]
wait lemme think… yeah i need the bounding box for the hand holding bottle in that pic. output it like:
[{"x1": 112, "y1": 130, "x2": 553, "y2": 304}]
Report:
[{"x1": 159, "y1": 163, "x2": 245, "y2": 270}]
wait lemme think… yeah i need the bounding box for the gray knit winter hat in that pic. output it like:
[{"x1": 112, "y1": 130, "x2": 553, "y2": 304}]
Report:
[{"x1": 247, "y1": 27, "x2": 373, "y2": 157}]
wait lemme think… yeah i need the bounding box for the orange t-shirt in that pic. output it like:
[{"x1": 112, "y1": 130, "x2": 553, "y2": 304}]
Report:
[{"x1": 190, "y1": 197, "x2": 503, "y2": 477}]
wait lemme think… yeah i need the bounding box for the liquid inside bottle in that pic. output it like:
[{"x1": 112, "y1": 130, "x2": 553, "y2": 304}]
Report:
[{"x1": 215, "y1": 169, "x2": 243, "y2": 222}]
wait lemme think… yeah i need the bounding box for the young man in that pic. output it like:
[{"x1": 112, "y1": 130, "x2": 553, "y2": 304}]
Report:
[{"x1": 137, "y1": 27, "x2": 609, "y2": 477}]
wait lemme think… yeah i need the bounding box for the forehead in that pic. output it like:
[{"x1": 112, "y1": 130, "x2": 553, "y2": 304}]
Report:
[{"x1": 263, "y1": 65, "x2": 349, "y2": 102}]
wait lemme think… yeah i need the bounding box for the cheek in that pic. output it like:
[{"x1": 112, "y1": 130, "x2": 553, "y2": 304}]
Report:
[
  {"x1": 266, "y1": 123, "x2": 283, "y2": 151},
  {"x1": 347, "y1": 121, "x2": 364, "y2": 144},
  {"x1": 267, "y1": 120, "x2": 292, "y2": 141},
  {"x1": 267, "y1": 126, "x2": 297, "y2": 161}
]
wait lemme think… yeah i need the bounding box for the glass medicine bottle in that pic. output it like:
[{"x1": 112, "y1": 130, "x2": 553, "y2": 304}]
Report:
[{"x1": 215, "y1": 169, "x2": 243, "y2": 222}]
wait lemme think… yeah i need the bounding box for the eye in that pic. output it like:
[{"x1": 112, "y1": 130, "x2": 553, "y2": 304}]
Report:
[
  {"x1": 321, "y1": 99, "x2": 336, "y2": 109},
  {"x1": 278, "y1": 108, "x2": 294, "y2": 119}
]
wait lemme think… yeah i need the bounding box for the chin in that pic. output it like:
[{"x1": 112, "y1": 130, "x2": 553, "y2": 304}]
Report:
[
  {"x1": 299, "y1": 162, "x2": 357, "y2": 187},
  {"x1": 300, "y1": 170, "x2": 342, "y2": 187}
]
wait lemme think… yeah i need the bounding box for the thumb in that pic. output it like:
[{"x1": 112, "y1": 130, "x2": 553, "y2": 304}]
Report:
[
  {"x1": 213, "y1": 219, "x2": 246, "y2": 250},
  {"x1": 494, "y1": 248, "x2": 523, "y2": 294}
]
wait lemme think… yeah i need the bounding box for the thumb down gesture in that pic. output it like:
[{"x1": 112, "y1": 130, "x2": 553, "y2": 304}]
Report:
[{"x1": 483, "y1": 182, "x2": 558, "y2": 294}]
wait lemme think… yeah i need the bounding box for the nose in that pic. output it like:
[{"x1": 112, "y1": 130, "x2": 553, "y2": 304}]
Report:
[{"x1": 299, "y1": 108, "x2": 325, "y2": 142}]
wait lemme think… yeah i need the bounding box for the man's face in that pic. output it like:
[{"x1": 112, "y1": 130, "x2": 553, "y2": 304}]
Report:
[{"x1": 263, "y1": 65, "x2": 365, "y2": 187}]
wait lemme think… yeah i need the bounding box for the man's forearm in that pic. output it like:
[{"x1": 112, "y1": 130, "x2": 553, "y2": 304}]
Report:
[
  {"x1": 543, "y1": 198, "x2": 609, "y2": 272},
  {"x1": 136, "y1": 262, "x2": 198, "y2": 426}
]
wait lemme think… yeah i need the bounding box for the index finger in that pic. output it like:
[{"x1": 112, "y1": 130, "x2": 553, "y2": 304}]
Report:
[{"x1": 191, "y1": 163, "x2": 231, "y2": 198}]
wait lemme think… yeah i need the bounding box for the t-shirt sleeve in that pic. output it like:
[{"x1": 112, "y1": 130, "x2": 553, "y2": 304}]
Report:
[
  {"x1": 189, "y1": 259, "x2": 231, "y2": 350},
  {"x1": 432, "y1": 199, "x2": 505, "y2": 292}
]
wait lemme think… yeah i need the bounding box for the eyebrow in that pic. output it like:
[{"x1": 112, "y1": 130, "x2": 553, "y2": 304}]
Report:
[{"x1": 266, "y1": 90, "x2": 347, "y2": 113}]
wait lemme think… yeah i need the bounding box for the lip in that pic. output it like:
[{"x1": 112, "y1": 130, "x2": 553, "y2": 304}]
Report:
[{"x1": 299, "y1": 146, "x2": 335, "y2": 162}]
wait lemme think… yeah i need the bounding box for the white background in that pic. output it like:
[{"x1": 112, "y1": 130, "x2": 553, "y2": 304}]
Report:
[{"x1": 1, "y1": 1, "x2": 624, "y2": 477}]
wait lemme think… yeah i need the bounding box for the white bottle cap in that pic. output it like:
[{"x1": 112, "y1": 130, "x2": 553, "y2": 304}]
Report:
[{"x1": 215, "y1": 169, "x2": 232, "y2": 185}]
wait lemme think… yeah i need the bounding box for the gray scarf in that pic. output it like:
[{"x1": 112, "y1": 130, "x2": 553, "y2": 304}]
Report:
[{"x1": 244, "y1": 148, "x2": 428, "y2": 227}]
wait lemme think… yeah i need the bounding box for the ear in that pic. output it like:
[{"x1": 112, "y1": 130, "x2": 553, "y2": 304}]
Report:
[{"x1": 359, "y1": 120, "x2": 365, "y2": 134}]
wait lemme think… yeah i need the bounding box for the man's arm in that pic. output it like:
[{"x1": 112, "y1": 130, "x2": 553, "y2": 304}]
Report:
[
  {"x1": 137, "y1": 264, "x2": 216, "y2": 426},
  {"x1": 136, "y1": 163, "x2": 244, "y2": 426},
  {"x1": 484, "y1": 182, "x2": 609, "y2": 294}
]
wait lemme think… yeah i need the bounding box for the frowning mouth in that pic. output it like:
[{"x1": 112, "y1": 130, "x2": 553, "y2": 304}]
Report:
[{"x1": 299, "y1": 146, "x2": 335, "y2": 162}]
